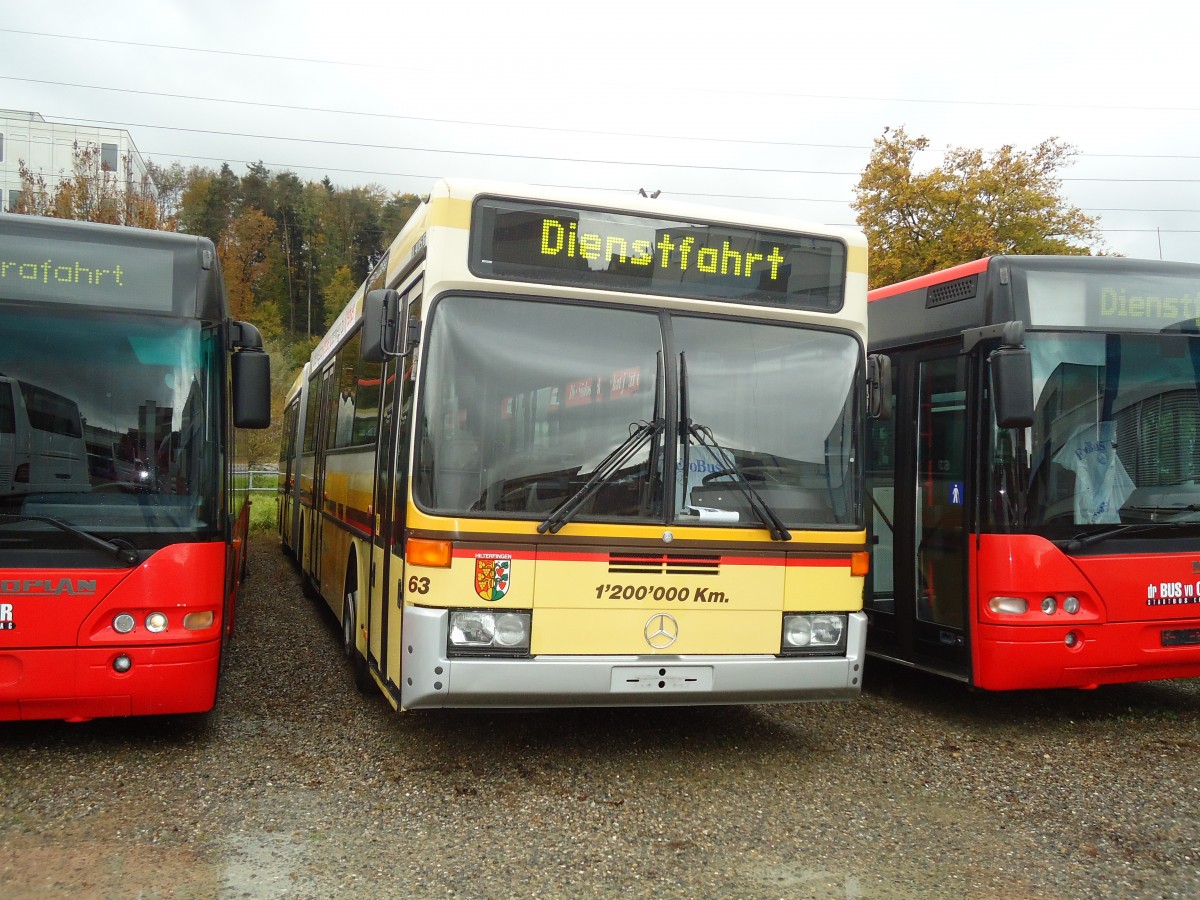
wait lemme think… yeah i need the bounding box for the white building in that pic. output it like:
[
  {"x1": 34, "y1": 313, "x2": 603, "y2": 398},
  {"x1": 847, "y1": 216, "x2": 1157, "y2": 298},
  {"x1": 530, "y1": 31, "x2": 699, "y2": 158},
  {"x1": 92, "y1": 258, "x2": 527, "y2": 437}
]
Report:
[{"x1": 0, "y1": 110, "x2": 156, "y2": 212}]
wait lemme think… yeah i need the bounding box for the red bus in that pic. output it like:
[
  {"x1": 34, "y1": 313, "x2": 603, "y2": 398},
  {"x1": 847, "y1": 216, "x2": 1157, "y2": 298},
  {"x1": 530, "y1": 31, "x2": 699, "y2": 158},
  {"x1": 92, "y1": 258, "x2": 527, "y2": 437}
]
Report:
[
  {"x1": 866, "y1": 255, "x2": 1200, "y2": 690},
  {"x1": 0, "y1": 215, "x2": 270, "y2": 722}
]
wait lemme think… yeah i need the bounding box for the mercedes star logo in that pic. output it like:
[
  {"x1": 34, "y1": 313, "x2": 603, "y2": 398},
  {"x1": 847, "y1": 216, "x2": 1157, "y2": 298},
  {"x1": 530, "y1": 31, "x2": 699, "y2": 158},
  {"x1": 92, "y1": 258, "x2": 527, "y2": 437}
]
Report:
[{"x1": 644, "y1": 613, "x2": 679, "y2": 649}]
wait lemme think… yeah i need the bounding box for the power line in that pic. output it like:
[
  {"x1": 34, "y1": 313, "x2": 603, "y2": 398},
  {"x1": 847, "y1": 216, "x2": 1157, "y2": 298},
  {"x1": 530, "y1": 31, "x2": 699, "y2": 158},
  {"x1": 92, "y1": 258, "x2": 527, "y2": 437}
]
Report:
[
  {"x1": 6, "y1": 28, "x2": 1200, "y2": 115},
  {"x1": 8, "y1": 73, "x2": 1200, "y2": 161},
  {"x1": 22, "y1": 112, "x2": 1200, "y2": 186},
  {"x1": 0, "y1": 27, "x2": 380, "y2": 70},
  {"x1": 33, "y1": 114, "x2": 867, "y2": 177},
  {"x1": 0, "y1": 75, "x2": 867, "y2": 154},
  {"x1": 12, "y1": 139, "x2": 1200, "y2": 219}
]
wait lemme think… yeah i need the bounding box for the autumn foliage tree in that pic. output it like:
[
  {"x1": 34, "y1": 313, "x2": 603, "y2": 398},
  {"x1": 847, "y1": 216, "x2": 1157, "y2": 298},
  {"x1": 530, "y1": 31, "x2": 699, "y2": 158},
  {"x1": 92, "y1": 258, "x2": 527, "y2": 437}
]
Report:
[
  {"x1": 17, "y1": 141, "x2": 161, "y2": 228},
  {"x1": 218, "y1": 207, "x2": 277, "y2": 326},
  {"x1": 853, "y1": 127, "x2": 1105, "y2": 288}
]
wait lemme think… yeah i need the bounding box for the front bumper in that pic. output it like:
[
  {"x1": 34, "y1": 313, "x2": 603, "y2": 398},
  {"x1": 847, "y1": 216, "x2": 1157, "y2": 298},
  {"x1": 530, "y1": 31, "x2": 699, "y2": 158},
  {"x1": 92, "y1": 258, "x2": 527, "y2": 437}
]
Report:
[{"x1": 399, "y1": 607, "x2": 866, "y2": 709}]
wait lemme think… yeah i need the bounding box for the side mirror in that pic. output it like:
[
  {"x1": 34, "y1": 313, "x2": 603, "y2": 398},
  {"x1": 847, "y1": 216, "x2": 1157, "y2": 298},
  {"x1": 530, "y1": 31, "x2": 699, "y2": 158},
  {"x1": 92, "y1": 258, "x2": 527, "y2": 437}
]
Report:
[
  {"x1": 363, "y1": 288, "x2": 409, "y2": 361},
  {"x1": 232, "y1": 350, "x2": 271, "y2": 428},
  {"x1": 991, "y1": 346, "x2": 1034, "y2": 429},
  {"x1": 867, "y1": 353, "x2": 892, "y2": 420}
]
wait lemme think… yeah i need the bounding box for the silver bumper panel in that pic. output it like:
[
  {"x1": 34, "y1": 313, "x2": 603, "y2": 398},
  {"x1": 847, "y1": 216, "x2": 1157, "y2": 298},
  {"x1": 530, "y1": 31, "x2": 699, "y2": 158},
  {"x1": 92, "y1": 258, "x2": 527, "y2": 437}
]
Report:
[{"x1": 398, "y1": 607, "x2": 866, "y2": 709}]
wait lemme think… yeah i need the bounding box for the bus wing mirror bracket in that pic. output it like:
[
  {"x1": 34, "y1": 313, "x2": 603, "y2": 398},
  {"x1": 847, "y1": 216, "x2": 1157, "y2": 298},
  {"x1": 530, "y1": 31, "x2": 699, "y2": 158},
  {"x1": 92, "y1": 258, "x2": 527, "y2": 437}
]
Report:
[
  {"x1": 230, "y1": 320, "x2": 264, "y2": 351},
  {"x1": 989, "y1": 324, "x2": 1034, "y2": 429},
  {"x1": 867, "y1": 353, "x2": 892, "y2": 420},
  {"x1": 231, "y1": 320, "x2": 271, "y2": 429},
  {"x1": 363, "y1": 289, "x2": 411, "y2": 362}
]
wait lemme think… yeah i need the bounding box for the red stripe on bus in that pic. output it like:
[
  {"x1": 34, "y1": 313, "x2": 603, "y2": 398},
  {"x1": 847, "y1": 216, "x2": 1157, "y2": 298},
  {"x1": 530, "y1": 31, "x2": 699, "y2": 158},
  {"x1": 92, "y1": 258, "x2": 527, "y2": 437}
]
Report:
[
  {"x1": 868, "y1": 257, "x2": 991, "y2": 301},
  {"x1": 447, "y1": 549, "x2": 851, "y2": 567}
]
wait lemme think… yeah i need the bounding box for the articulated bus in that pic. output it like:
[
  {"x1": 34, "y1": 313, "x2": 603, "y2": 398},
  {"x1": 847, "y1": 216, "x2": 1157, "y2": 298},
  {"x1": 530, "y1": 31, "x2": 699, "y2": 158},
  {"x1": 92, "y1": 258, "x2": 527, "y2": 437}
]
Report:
[
  {"x1": 866, "y1": 255, "x2": 1200, "y2": 690},
  {"x1": 279, "y1": 178, "x2": 888, "y2": 710},
  {"x1": 0, "y1": 214, "x2": 271, "y2": 722}
]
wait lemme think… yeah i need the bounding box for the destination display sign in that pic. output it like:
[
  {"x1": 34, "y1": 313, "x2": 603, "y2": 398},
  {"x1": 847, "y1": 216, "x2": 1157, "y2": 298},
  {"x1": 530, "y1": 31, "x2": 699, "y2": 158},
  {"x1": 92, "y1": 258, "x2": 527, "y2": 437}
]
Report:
[
  {"x1": 1025, "y1": 268, "x2": 1200, "y2": 332},
  {"x1": 0, "y1": 234, "x2": 175, "y2": 312},
  {"x1": 469, "y1": 197, "x2": 847, "y2": 311}
]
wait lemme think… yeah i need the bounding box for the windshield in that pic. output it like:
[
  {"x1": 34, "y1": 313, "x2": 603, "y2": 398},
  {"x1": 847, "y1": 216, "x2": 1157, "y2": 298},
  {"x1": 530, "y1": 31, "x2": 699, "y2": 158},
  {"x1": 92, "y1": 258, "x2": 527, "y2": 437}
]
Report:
[
  {"x1": 0, "y1": 305, "x2": 222, "y2": 553},
  {"x1": 414, "y1": 294, "x2": 863, "y2": 530},
  {"x1": 992, "y1": 331, "x2": 1200, "y2": 532}
]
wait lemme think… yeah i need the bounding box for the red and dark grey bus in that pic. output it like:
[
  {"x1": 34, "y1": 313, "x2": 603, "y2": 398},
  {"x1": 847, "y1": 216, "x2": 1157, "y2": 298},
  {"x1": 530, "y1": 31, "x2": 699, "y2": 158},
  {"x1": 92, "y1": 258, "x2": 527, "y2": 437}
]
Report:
[
  {"x1": 0, "y1": 214, "x2": 270, "y2": 721},
  {"x1": 867, "y1": 255, "x2": 1200, "y2": 689}
]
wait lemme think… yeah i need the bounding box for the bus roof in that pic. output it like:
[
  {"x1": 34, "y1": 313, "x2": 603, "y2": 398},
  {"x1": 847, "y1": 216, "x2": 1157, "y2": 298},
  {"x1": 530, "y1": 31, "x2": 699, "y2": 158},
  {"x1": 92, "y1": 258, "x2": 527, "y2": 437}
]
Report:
[
  {"x1": 309, "y1": 178, "x2": 871, "y2": 371},
  {"x1": 868, "y1": 254, "x2": 1200, "y2": 348},
  {"x1": 0, "y1": 214, "x2": 227, "y2": 321},
  {"x1": 379, "y1": 177, "x2": 869, "y2": 289},
  {"x1": 429, "y1": 177, "x2": 868, "y2": 245}
]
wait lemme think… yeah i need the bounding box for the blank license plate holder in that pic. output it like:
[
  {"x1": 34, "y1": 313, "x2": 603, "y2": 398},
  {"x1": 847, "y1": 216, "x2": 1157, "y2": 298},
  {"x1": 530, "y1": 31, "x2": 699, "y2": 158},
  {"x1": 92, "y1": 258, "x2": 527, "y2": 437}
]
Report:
[{"x1": 610, "y1": 665, "x2": 713, "y2": 693}]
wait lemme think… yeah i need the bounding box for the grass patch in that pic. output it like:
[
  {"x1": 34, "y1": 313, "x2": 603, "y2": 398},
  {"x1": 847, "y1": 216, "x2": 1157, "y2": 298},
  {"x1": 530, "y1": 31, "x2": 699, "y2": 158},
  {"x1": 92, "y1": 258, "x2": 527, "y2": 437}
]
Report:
[{"x1": 249, "y1": 495, "x2": 280, "y2": 534}]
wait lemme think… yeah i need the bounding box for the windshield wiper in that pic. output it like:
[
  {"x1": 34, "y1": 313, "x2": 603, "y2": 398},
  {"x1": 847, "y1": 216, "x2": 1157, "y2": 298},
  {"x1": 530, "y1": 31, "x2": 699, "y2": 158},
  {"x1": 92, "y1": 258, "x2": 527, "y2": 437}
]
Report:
[
  {"x1": 1123, "y1": 504, "x2": 1200, "y2": 517},
  {"x1": 1062, "y1": 522, "x2": 1179, "y2": 553},
  {"x1": 0, "y1": 513, "x2": 140, "y2": 566},
  {"x1": 539, "y1": 355, "x2": 665, "y2": 535},
  {"x1": 538, "y1": 420, "x2": 664, "y2": 534},
  {"x1": 679, "y1": 352, "x2": 791, "y2": 542}
]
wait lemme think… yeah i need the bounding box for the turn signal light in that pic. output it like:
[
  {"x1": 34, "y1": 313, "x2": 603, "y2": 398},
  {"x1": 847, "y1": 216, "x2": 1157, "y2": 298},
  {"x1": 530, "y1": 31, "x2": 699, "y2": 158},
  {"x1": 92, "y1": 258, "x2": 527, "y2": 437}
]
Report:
[{"x1": 407, "y1": 538, "x2": 453, "y2": 568}]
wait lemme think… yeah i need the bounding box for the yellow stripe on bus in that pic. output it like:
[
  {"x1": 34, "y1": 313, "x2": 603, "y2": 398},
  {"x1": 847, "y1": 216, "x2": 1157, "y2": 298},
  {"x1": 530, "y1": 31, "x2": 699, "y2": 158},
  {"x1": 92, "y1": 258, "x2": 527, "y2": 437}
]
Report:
[
  {"x1": 846, "y1": 243, "x2": 868, "y2": 276},
  {"x1": 428, "y1": 197, "x2": 472, "y2": 231}
]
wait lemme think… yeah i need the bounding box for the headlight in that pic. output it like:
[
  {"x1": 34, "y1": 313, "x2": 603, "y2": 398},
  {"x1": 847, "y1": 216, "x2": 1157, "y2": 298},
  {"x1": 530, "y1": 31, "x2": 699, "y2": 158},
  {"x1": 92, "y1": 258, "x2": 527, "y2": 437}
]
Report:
[
  {"x1": 782, "y1": 614, "x2": 847, "y2": 655},
  {"x1": 112, "y1": 613, "x2": 136, "y2": 634},
  {"x1": 448, "y1": 610, "x2": 531, "y2": 656},
  {"x1": 145, "y1": 612, "x2": 169, "y2": 633},
  {"x1": 989, "y1": 596, "x2": 1028, "y2": 615},
  {"x1": 183, "y1": 611, "x2": 215, "y2": 630}
]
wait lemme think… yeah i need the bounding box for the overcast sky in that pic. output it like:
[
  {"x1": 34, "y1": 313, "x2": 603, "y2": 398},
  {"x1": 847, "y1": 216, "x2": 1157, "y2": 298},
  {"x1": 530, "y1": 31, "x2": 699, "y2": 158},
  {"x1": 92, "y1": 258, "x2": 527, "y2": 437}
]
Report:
[{"x1": 3, "y1": 1, "x2": 1198, "y2": 264}]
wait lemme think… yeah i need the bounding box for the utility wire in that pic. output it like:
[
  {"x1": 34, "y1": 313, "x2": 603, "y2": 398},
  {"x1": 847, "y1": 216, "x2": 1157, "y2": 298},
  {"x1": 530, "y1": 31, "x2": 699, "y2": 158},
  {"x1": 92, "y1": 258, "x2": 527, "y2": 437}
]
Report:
[
  {"x1": 6, "y1": 74, "x2": 1200, "y2": 162},
  {"x1": 5, "y1": 28, "x2": 1200, "y2": 115},
  {"x1": 0, "y1": 75, "x2": 867, "y2": 153},
  {"x1": 21, "y1": 114, "x2": 867, "y2": 176},
  {"x1": 21, "y1": 113, "x2": 1200, "y2": 183}
]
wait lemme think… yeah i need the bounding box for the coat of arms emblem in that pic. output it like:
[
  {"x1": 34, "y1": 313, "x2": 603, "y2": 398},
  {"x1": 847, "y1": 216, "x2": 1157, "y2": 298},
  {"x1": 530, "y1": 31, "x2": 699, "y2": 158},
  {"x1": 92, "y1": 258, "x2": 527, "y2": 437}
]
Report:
[{"x1": 474, "y1": 554, "x2": 512, "y2": 601}]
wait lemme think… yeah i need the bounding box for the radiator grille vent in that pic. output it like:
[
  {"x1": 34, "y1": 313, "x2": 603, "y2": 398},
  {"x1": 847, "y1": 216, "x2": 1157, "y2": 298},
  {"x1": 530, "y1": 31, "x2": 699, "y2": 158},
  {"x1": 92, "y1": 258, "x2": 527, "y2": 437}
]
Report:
[{"x1": 608, "y1": 552, "x2": 720, "y2": 576}]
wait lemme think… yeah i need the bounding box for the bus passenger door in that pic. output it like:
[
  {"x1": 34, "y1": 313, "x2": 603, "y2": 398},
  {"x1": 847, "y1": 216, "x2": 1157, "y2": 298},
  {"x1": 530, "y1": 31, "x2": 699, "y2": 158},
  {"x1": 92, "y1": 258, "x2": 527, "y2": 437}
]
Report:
[
  {"x1": 913, "y1": 354, "x2": 969, "y2": 675},
  {"x1": 309, "y1": 364, "x2": 336, "y2": 590},
  {"x1": 368, "y1": 357, "x2": 398, "y2": 687},
  {"x1": 368, "y1": 277, "x2": 419, "y2": 702}
]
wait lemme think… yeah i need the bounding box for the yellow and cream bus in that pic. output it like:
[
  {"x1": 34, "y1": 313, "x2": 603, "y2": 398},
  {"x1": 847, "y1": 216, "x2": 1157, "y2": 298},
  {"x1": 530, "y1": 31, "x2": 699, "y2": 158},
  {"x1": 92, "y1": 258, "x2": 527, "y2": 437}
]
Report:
[{"x1": 279, "y1": 178, "x2": 886, "y2": 710}]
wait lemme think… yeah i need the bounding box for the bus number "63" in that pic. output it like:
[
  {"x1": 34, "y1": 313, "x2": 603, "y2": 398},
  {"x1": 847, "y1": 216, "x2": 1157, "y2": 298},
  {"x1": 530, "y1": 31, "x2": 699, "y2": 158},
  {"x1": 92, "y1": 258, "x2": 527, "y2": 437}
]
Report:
[{"x1": 407, "y1": 576, "x2": 430, "y2": 595}]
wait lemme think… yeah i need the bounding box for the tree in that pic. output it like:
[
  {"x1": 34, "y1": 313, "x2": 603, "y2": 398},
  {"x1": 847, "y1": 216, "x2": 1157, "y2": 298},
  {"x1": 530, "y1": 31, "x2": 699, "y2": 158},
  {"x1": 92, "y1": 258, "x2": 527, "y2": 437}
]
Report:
[
  {"x1": 12, "y1": 164, "x2": 52, "y2": 216},
  {"x1": 145, "y1": 160, "x2": 192, "y2": 231},
  {"x1": 177, "y1": 163, "x2": 241, "y2": 242},
  {"x1": 218, "y1": 207, "x2": 277, "y2": 328},
  {"x1": 16, "y1": 141, "x2": 162, "y2": 228},
  {"x1": 323, "y1": 265, "x2": 357, "y2": 317},
  {"x1": 853, "y1": 127, "x2": 1105, "y2": 288}
]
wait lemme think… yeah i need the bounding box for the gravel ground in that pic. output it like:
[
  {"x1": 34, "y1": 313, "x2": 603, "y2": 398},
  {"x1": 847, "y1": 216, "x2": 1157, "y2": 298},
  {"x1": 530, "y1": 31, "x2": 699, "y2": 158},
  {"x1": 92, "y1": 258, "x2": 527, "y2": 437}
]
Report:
[{"x1": 1, "y1": 533, "x2": 1199, "y2": 899}]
